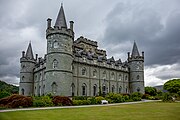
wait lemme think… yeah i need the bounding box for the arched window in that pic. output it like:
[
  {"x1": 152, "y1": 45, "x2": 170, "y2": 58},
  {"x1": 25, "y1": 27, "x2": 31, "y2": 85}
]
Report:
[
  {"x1": 119, "y1": 74, "x2": 122, "y2": 80},
  {"x1": 71, "y1": 83, "x2": 75, "y2": 97},
  {"x1": 39, "y1": 73, "x2": 42, "y2": 81},
  {"x1": 102, "y1": 84, "x2": 106, "y2": 96},
  {"x1": 119, "y1": 86, "x2": 122, "y2": 93},
  {"x1": 137, "y1": 75, "x2": 140, "y2": 80},
  {"x1": 125, "y1": 75, "x2": 128, "y2": 81},
  {"x1": 126, "y1": 87, "x2": 128, "y2": 93},
  {"x1": 39, "y1": 86, "x2": 41, "y2": 96},
  {"x1": 53, "y1": 41, "x2": 59, "y2": 48},
  {"x1": 93, "y1": 69, "x2": 97, "y2": 77},
  {"x1": 112, "y1": 85, "x2": 115, "y2": 93},
  {"x1": 52, "y1": 82, "x2": 57, "y2": 95},
  {"x1": 42, "y1": 85, "x2": 45, "y2": 96},
  {"x1": 21, "y1": 88, "x2": 24, "y2": 95},
  {"x1": 137, "y1": 87, "x2": 140, "y2": 92},
  {"x1": 93, "y1": 84, "x2": 97, "y2": 96},
  {"x1": 111, "y1": 72, "x2": 115, "y2": 80},
  {"x1": 53, "y1": 59, "x2": 58, "y2": 68},
  {"x1": 103, "y1": 71, "x2": 106, "y2": 79},
  {"x1": 82, "y1": 83, "x2": 87, "y2": 96},
  {"x1": 22, "y1": 76, "x2": 25, "y2": 81},
  {"x1": 82, "y1": 67, "x2": 86, "y2": 76}
]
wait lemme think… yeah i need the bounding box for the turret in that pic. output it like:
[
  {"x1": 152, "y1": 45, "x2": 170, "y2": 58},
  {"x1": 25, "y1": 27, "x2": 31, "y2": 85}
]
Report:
[
  {"x1": 45, "y1": 4, "x2": 74, "y2": 96},
  {"x1": 128, "y1": 41, "x2": 144, "y2": 94},
  {"x1": 19, "y1": 42, "x2": 36, "y2": 96}
]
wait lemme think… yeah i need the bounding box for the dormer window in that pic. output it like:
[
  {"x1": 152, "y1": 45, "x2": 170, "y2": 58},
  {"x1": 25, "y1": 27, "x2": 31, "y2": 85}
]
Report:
[
  {"x1": 83, "y1": 57, "x2": 86, "y2": 62},
  {"x1": 111, "y1": 72, "x2": 115, "y2": 80}
]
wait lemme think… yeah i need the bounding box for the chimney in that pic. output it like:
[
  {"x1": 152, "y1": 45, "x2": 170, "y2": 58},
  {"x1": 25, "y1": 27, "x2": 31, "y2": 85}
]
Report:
[
  {"x1": 69, "y1": 21, "x2": 74, "y2": 31},
  {"x1": 22, "y1": 51, "x2": 25, "y2": 57},
  {"x1": 47, "y1": 18, "x2": 52, "y2": 29}
]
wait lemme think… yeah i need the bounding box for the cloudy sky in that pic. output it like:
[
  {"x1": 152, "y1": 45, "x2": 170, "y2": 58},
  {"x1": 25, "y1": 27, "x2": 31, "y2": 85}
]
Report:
[{"x1": 0, "y1": 0, "x2": 180, "y2": 86}]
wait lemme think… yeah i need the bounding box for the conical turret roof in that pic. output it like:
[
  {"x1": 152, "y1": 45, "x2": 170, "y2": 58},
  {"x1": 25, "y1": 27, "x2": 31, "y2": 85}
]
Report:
[
  {"x1": 25, "y1": 42, "x2": 34, "y2": 59},
  {"x1": 131, "y1": 41, "x2": 140, "y2": 57},
  {"x1": 54, "y1": 4, "x2": 67, "y2": 28}
]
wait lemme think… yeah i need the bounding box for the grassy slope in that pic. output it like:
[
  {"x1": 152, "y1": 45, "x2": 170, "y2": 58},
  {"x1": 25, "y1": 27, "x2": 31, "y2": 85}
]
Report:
[{"x1": 0, "y1": 102, "x2": 180, "y2": 120}]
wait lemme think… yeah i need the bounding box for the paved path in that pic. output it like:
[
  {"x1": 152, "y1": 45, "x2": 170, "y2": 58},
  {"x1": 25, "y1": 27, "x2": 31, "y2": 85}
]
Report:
[{"x1": 0, "y1": 100, "x2": 160, "y2": 113}]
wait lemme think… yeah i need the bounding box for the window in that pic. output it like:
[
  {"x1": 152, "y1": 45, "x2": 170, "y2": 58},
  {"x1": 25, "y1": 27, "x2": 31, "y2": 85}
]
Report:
[
  {"x1": 137, "y1": 75, "x2": 140, "y2": 80},
  {"x1": 93, "y1": 69, "x2": 97, "y2": 77},
  {"x1": 112, "y1": 85, "x2": 115, "y2": 93},
  {"x1": 93, "y1": 84, "x2": 97, "y2": 96},
  {"x1": 83, "y1": 57, "x2": 86, "y2": 62},
  {"x1": 52, "y1": 82, "x2": 57, "y2": 95},
  {"x1": 82, "y1": 67, "x2": 86, "y2": 76},
  {"x1": 22, "y1": 76, "x2": 25, "y2": 81},
  {"x1": 53, "y1": 59, "x2": 58, "y2": 68},
  {"x1": 93, "y1": 59, "x2": 97, "y2": 64},
  {"x1": 119, "y1": 74, "x2": 122, "y2": 80},
  {"x1": 71, "y1": 83, "x2": 75, "y2": 97},
  {"x1": 119, "y1": 86, "x2": 122, "y2": 93},
  {"x1": 102, "y1": 85, "x2": 106, "y2": 96},
  {"x1": 125, "y1": 75, "x2": 128, "y2": 81},
  {"x1": 111, "y1": 72, "x2": 115, "y2": 80},
  {"x1": 42, "y1": 85, "x2": 45, "y2": 96},
  {"x1": 103, "y1": 71, "x2": 106, "y2": 79},
  {"x1": 39, "y1": 86, "x2": 41, "y2": 96},
  {"x1": 82, "y1": 83, "x2": 87, "y2": 96},
  {"x1": 137, "y1": 87, "x2": 140, "y2": 92},
  {"x1": 53, "y1": 41, "x2": 59, "y2": 48},
  {"x1": 21, "y1": 88, "x2": 24, "y2": 95},
  {"x1": 126, "y1": 87, "x2": 128, "y2": 93}
]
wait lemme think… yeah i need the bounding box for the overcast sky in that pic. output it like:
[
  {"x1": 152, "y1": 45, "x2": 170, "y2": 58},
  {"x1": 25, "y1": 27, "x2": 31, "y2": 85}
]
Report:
[{"x1": 0, "y1": 0, "x2": 180, "y2": 86}]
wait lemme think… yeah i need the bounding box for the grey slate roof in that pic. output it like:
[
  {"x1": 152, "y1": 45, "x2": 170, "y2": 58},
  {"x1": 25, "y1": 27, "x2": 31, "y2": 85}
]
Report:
[
  {"x1": 54, "y1": 4, "x2": 67, "y2": 28},
  {"x1": 25, "y1": 42, "x2": 34, "y2": 60},
  {"x1": 131, "y1": 41, "x2": 140, "y2": 57}
]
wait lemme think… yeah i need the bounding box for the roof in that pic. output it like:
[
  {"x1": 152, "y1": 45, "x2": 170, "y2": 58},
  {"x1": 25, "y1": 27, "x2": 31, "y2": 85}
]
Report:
[
  {"x1": 54, "y1": 4, "x2": 67, "y2": 28},
  {"x1": 131, "y1": 41, "x2": 140, "y2": 57}
]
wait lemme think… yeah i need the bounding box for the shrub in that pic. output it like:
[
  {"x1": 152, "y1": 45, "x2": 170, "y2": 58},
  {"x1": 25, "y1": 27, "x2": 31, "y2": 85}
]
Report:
[
  {"x1": 162, "y1": 92, "x2": 174, "y2": 102},
  {"x1": 0, "y1": 91, "x2": 11, "y2": 99},
  {"x1": 72, "y1": 96, "x2": 88, "y2": 100},
  {"x1": 33, "y1": 96, "x2": 54, "y2": 107},
  {"x1": 130, "y1": 92, "x2": 142, "y2": 101},
  {"x1": 142, "y1": 94, "x2": 150, "y2": 99},
  {"x1": 52, "y1": 96, "x2": 73, "y2": 106},
  {"x1": 0, "y1": 94, "x2": 33, "y2": 108},
  {"x1": 72, "y1": 100, "x2": 91, "y2": 105},
  {"x1": 95, "y1": 96, "x2": 105, "y2": 104},
  {"x1": 87, "y1": 97, "x2": 97, "y2": 104},
  {"x1": 105, "y1": 93, "x2": 125, "y2": 103}
]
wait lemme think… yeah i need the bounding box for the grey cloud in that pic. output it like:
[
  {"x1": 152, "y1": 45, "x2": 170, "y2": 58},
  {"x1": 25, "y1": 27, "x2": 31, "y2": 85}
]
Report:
[{"x1": 101, "y1": 1, "x2": 180, "y2": 66}]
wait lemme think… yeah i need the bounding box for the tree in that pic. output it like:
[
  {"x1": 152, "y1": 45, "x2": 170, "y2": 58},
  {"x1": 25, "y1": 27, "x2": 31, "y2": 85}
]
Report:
[
  {"x1": 145, "y1": 86, "x2": 157, "y2": 96},
  {"x1": 164, "y1": 79, "x2": 180, "y2": 94}
]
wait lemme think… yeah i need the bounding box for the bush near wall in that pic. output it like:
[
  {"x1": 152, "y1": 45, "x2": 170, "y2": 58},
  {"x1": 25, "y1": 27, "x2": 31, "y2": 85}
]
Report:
[
  {"x1": 52, "y1": 96, "x2": 73, "y2": 106},
  {"x1": 0, "y1": 94, "x2": 33, "y2": 108},
  {"x1": 33, "y1": 96, "x2": 54, "y2": 107}
]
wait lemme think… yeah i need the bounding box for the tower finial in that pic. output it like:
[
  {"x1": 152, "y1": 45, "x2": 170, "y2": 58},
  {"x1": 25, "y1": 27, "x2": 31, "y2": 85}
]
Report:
[
  {"x1": 61, "y1": 2, "x2": 63, "y2": 6},
  {"x1": 54, "y1": 3, "x2": 67, "y2": 28},
  {"x1": 131, "y1": 41, "x2": 140, "y2": 57}
]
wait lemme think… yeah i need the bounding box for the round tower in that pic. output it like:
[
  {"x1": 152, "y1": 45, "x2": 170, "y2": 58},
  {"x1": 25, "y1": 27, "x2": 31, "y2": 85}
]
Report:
[
  {"x1": 45, "y1": 4, "x2": 74, "y2": 96},
  {"x1": 19, "y1": 43, "x2": 36, "y2": 96},
  {"x1": 128, "y1": 42, "x2": 144, "y2": 94}
]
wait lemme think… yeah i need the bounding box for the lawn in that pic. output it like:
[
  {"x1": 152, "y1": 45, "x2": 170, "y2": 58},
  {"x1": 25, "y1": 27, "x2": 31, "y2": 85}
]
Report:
[{"x1": 0, "y1": 102, "x2": 180, "y2": 120}]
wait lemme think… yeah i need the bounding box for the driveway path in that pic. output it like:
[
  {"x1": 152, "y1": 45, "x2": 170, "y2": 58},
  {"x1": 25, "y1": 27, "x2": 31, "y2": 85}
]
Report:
[{"x1": 0, "y1": 100, "x2": 160, "y2": 113}]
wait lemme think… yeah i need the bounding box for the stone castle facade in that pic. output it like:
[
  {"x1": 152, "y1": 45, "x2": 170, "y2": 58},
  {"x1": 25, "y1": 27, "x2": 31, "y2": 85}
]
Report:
[{"x1": 19, "y1": 5, "x2": 145, "y2": 96}]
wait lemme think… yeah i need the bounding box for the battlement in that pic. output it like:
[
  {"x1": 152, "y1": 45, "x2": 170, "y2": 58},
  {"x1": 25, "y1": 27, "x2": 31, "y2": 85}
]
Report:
[
  {"x1": 46, "y1": 26, "x2": 73, "y2": 38},
  {"x1": 75, "y1": 36, "x2": 98, "y2": 47}
]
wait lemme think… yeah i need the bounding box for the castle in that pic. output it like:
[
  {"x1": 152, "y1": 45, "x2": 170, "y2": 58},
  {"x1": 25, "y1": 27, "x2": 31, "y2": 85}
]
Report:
[{"x1": 19, "y1": 5, "x2": 144, "y2": 96}]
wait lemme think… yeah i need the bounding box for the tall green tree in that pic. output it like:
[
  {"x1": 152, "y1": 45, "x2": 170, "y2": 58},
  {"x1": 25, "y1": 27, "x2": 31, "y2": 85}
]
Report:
[
  {"x1": 164, "y1": 79, "x2": 180, "y2": 94},
  {"x1": 145, "y1": 86, "x2": 157, "y2": 96}
]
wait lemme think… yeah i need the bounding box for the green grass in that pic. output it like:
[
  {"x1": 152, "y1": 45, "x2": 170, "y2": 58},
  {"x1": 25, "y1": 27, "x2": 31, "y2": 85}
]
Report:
[{"x1": 0, "y1": 102, "x2": 180, "y2": 120}]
